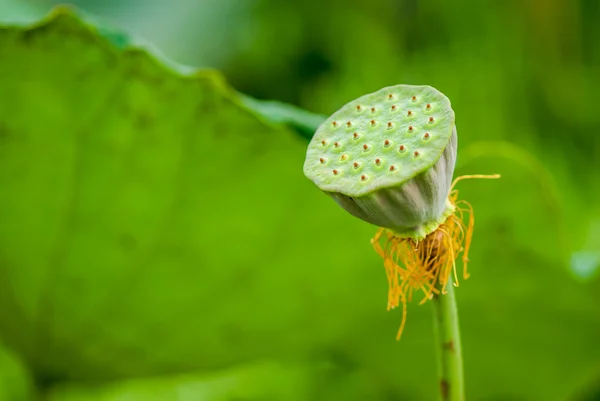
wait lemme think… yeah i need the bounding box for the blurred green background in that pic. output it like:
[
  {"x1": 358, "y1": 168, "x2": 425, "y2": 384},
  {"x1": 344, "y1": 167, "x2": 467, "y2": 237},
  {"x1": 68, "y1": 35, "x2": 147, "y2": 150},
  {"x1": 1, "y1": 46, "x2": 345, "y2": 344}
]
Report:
[{"x1": 0, "y1": 0, "x2": 599, "y2": 400}]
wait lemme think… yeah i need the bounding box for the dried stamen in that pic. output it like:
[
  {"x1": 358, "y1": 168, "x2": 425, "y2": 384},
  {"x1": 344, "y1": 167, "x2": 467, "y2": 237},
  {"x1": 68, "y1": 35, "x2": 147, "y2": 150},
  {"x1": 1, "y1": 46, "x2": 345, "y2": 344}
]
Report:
[{"x1": 370, "y1": 174, "x2": 500, "y2": 340}]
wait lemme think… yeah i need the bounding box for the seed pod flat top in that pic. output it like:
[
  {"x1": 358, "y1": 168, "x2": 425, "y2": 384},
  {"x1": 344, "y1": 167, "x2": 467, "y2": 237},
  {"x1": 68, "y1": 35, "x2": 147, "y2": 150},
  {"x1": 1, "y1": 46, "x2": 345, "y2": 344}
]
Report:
[{"x1": 304, "y1": 85, "x2": 455, "y2": 197}]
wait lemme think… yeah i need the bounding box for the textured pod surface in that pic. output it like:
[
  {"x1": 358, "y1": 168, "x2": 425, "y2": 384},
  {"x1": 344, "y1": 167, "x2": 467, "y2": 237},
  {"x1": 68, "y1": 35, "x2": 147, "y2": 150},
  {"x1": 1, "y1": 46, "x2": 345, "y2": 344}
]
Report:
[
  {"x1": 329, "y1": 129, "x2": 456, "y2": 237},
  {"x1": 304, "y1": 85, "x2": 457, "y2": 237},
  {"x1": 304, "y1": 85, "x2": 455, "y2": 197}
]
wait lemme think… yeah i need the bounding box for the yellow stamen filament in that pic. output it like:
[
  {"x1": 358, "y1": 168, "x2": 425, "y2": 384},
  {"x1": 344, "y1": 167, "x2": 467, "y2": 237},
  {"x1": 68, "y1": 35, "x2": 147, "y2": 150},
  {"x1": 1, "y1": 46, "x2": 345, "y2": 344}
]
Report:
[{"x1": 370, "y1": 174, "x2": 499, "y2": 340}]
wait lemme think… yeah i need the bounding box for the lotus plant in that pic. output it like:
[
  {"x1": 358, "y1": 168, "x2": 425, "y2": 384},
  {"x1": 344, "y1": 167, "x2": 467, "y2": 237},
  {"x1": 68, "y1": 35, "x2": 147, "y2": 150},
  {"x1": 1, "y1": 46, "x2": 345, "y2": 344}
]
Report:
[{"x1": 303, "y1": 84, "x2": 498, "y2": 401}]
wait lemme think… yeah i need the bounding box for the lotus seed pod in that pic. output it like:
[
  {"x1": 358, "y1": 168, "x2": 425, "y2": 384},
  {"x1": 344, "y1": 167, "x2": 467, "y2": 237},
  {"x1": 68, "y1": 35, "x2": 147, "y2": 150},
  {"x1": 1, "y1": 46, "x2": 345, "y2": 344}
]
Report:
[{"x1": 304, "y1": 85, "x2": 457, "y2": 239}]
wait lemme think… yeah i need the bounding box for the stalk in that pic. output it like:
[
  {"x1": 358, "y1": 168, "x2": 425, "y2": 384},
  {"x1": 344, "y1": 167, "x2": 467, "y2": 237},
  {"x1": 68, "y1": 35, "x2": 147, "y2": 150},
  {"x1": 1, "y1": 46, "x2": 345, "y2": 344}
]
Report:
[{"x1": 431, "y1": 282, "x2": 465, "y2": 401}]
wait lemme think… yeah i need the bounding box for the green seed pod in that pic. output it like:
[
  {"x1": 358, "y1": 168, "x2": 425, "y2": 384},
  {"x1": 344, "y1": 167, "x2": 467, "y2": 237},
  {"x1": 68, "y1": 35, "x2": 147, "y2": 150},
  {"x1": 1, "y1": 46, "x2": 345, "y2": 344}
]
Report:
[{"x1": 304, "y1": 85, "x2": 457, "y2": 239}]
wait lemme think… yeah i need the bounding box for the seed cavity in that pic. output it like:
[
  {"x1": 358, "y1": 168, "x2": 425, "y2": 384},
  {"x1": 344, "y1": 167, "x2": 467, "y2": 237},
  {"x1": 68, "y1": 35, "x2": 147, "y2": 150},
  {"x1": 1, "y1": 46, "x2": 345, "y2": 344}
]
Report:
[
  {"x1": 423, "y1": 132, "x2": 430, "y2": 140},
  {"x1": 387, "y1": 94, "x2": 394, "y2": 100},
  {"x1": 375, "y1": 158, "x2": 382, "y2": 166},
  {"x1": 413, "y1": 151, "x2": 420, "y2": 158},
  {"x1": 426, "y1": 103, "x2": 432, "y2": 111},
  {"x1": 319, "y1": 157, "x2": 326, "y2": 164},
  {"x1": 321, "y1": 140, "x2": 328, "y2": 146},
  {"x1": 407, "y1": 110, "x2": 413, "y2": 117},
  {"x1": 370, "y1": 119, "x2": 377, "y2": 127},
  {"x1": 353, "y1": 132, "x2": 360, "y2": 140},
  {"x1": 353, "y1": 162, "x2": 360, "y2": 169},
  {"x1": 362, "y1": 144, "x2": 371, "y2": 152},
  {"x1": 334, "y1": 141, "x2": 341, "y2": 148},
  {"x1": 346, "y1": 121, "x2": 352, "y2": 128},
  {"x1": 389, "y1": 165, "x2": 397, "y2": 172},
  {"x1": 333, "y1": 169, "x2": 340, "y2": 175},
  {"x1": 370, "y1": 107, "x2": 376, "y2": 113},
  {"x1": 399, "y1": 144, "x2": 406, "y2": 152},
  {"x1": 361, "y1": 174, "x2": 368, "y2": 181},
  {"x1": 384, "y1": 139, "x2": 391, "y2": 147},
  {"x1": 356, "y1": 105, "x2": 362, "y2": 111},
  {"x1": 340, "y1": 154, "x2": 348, "y2": 161},
  {"x1": 428, "y1": 117, "x2": 435, "y2": 124},
  {"x1": 332, "y1": 121, "x2": 338, "y2": 127},
  {"x1": 407, "y1": 126, "x2": 414, "y2": 133},
  {"x1": 391, "y1": 105, "x2": 397, "y2": 111},
  {"x1": 386, "y1": 122, "x2": 394, "y2": 130},
  {"x1": 411, "y1": 96, "x2": 417, "y2": 102}
]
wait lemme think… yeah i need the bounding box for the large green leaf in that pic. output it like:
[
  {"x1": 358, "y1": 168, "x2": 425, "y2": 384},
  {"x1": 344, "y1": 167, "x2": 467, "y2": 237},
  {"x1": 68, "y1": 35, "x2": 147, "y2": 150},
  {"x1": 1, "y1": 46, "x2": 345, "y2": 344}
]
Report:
[{"x1": 1, "y1": 7, "x2": 600, "y2": 401}]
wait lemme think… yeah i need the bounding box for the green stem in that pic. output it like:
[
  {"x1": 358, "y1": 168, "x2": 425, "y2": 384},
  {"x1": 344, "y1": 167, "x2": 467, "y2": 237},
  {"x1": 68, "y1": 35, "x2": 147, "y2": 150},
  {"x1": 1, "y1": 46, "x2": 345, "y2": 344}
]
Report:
[{"x1": 431, "y1": 282, "x2": 465, "y2": 401}]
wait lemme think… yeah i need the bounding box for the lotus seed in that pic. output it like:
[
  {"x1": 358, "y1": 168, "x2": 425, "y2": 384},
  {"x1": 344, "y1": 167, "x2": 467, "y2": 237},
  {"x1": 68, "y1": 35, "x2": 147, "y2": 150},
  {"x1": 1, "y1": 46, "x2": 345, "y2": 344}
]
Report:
[
  {"x1": 413, "y1": 151, "x2": 420, "y2": 157},
  {"x1": 429, "y1": 117, "x2": 435, "y2": 123},
  {"x1": 305, "y1": 84, "x2": 456, "y2": 201},
  {"x1": 333, "y1": 169, "x2": 340, "y2": 175},
  {"x1": 319, "y1": 157, "x2": 326, "y2": 164},
  {"x1": 426, "y1": 103, "x2": 431, "y2": 110},
  {"x1": 375, "y1": 158, "x2": 382, "y2": 166},
  {"x1": 361, "y1": 174, "x2": 367, "y2": 181},
  {"x1": 389, "y1": 165, "x2": 397, "y2": 171}
]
